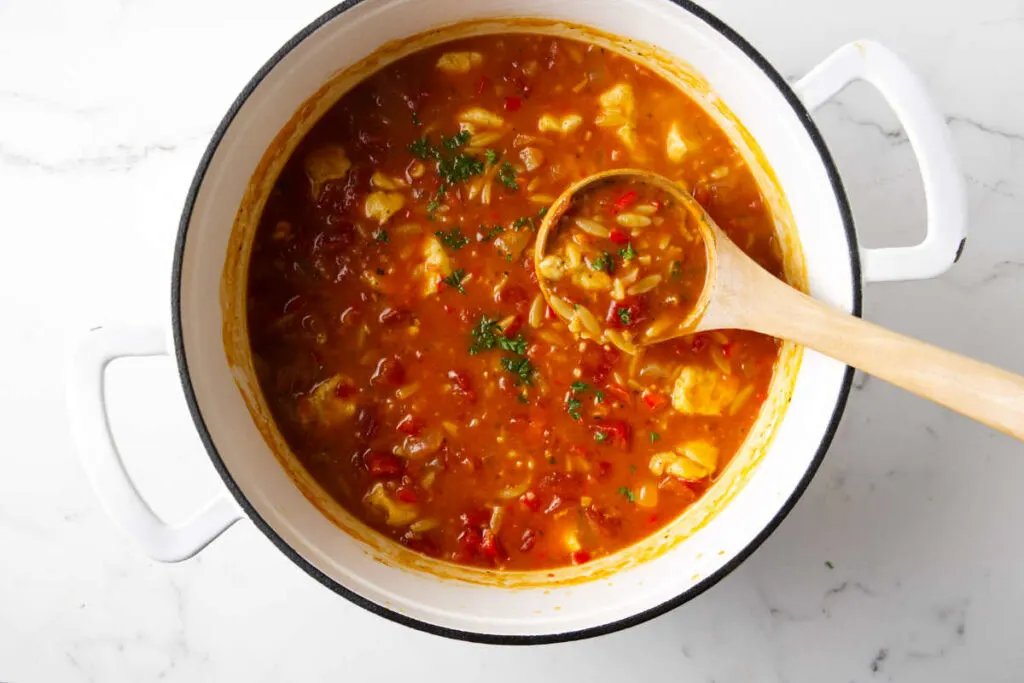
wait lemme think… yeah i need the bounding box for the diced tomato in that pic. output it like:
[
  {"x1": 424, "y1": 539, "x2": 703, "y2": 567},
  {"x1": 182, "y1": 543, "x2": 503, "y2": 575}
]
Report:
[
  {"x1": 519, "y1": 490, "x2": 540, "y2": 512},
  {"x1": 447, "y1": 370, "x2": 477, "y2": 402},
  {"x1": 504, "y1": 95, "x2": 522, "y2": 111},
  {"x1": 396, "y1": 414, "x2": 422, "y2": 436},
  {"x1": 690, "y1": 333, "x2": 709, "y2": 352},
  {"x1": 608, "y1": 228, "x2": 630, "y2": 245},
  {"x1": 458, "y1": 526, "x2": 483, "y2": 553},
  {"x1": 476, "y1": 75, "x2": 490, "y2": 95},
  {"x1": 641, "y1": 390, "x2": 668, "y2": 410},
  {"x1": 365, "y1": 451, "x2": 403, "y2": 477},
  {"x1": 570, "y1": 550, "x2": 592, "y2": 565},
  {"x1": 520, "y1": 528, "x2": 538, "y2": 553},
  {"x1": 396, "y1": 486, "x2": 418, "y2": 503},
  {"x1": 611, "y1": 190, "x2": 638, "y2": 212},
  {"x1": 594, "y1": 420, "x2": 631, "y2": 447},
  {"x1": 585, "y1": 504, "x2": 622, "y2": 535},
  {"x1": 597, "y1": 461, "x2": 612, "y2": 479},
  {"x1": 606, "y1": 295, "x2": 646, "y2": 329},
  {"x1": 480, "y1": 528, "x2": 504, "y2": 559},
  {"x1": 370, "y1": 357, "x2": 405, "y2": 387}
]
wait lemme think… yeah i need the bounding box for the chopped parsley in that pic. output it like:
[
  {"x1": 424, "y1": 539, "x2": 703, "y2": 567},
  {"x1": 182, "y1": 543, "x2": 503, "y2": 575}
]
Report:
[
  {"x1": 825, "y1": 560, "x2": 835, "y2": 570},
  {"x1": 485, "y1": 148, "x2": 499, "y2": 166},
  {"x1": 411, "y1": 111, "x2": 422, "y2": 127},
  {"x1": 512, "y1": 216, "x2": 534, "y2": 231},
  {"x1": 649, "y1": 431, "x2": 661, "y2": 444},
  {"x1": 408, "y1": 136, "x2": 435, "y2": 160},
  {"x1": 481, "y1": 224, "x2": 505, "y2": 242},
  {"x1": 442, "y1": 129, "x2": 471, "y2": 151},
  {"x1": 501, "y1": 355, "x2": 535, "y2": 386},
  {"x1": 469, "y1": 317, "x2": 504, "y2": 355},
  {"x1": 618, "y1": 487, "x2": 636, "y2": 503},
  {"x1": 566, "y1": 397, "x2": 583, "y2": 421},
  {"x1": 548, "y1": 456, "x2": 557, "y2": 465},
  {"x1": 516, "y1": 393, "x2": 529, "y2": 404},
  {"x1": 595, "y1": 390, "x2": 605, "y2": 403},
  {"x1": 441, "y1": 268, "x2": 467, "y2": 294},
  {"x1": 438, "y1": 153, "x2": 484, "y2": 186},
  {"x1": 373, "y1": 229, "x2": 389, "y2": 244},
  {"x1": 498, "y1": 162, "x2": 519, "y2": 191},
  {"x1": 670, "y1": 260, "x2": 682, "y2": 279},
  {"x1": 570, "y1": 381, "x2": 589, "y2": 393},
  {"x1": 469, "y1": 314, "x2": 534, "y2": 384},
  {"x1": 434, "y1": 226, "x2": 469, "y2": 250},
  {"x1": 591, "y1": 251, "x2": 615, "y2": 274},
  {"x1": 619, "y1": 242, "x2": 638, "y2": 261},
  {"x1": 594, "y1": 432, "x2": 609, "y2": 443},
  {"x1": 617, "y1": 307, "x2": 632, "y2": 325}
]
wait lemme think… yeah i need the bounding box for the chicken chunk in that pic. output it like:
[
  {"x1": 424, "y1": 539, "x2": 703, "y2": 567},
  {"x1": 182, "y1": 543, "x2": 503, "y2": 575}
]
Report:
[
  {"x1": 364, "y1": 191, "x2": 406, "y2": 224},
  {"x1": 666, "y1": 122, "x2": 689, "y2": 163},
  {"x1": 364, "y1": 482, "x2": 419, "y2": 526},
  {"x1": 304, "y1": 145, "x2": 351, "y2": 199},
  {"x1": 596, "y1": 84, "x2": 639, "y2": 151},
  {"x1": 422, "y1": 235, "x2": 453, "y2": 296},
  {"x1": 458, "y1": 107, "x2": 505, "y2": 131},
  {"x1": 671, "y1": 365, "x2": 739, "y2": 416},
  {"x1": 298, "y1": 374, "x2": 357, "y2": 427},
  {"x1": 537, "y1": 113, "x2": 583, "y2": 134},
  {"x1": 649, "y1": 440, "x2": 719, "y2": 481},
  {"x1": 436, "y1": 51, "x2": 483, "y2": 74}
]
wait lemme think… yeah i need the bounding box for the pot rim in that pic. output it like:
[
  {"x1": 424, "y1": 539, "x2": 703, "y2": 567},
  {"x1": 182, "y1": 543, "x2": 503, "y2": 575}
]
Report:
[{"x1": 171, "y1": 0, "x2": 861, "y2": 645}]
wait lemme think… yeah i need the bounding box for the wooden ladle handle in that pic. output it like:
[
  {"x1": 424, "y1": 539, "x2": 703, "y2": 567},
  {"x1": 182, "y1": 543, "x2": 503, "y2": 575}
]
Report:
[{"x1": 741, "y1": 269, "x2": 1024, "y2": 441}]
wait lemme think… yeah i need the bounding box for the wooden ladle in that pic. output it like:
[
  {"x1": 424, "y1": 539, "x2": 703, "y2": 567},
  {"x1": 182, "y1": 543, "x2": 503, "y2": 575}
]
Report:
[{"x1": 534, "y1": 169, "x2": 1024, "y2": 442}]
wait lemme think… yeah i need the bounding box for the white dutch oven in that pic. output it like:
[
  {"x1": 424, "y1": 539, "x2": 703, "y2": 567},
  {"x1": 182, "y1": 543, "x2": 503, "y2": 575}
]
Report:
[{"x1": 67, "y1": 0, "x2": 966, "y2": 643}]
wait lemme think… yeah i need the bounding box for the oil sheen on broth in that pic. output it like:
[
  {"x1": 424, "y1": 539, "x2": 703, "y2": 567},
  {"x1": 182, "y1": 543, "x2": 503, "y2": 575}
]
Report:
[{"x1": 246, "y1": 34, "x2": 784, "y2": 570}]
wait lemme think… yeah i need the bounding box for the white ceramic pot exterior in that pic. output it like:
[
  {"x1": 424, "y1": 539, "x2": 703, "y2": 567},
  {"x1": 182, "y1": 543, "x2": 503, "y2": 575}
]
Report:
[{"x1": 67, "y1": 0, "x2": 966, "y2": 642}]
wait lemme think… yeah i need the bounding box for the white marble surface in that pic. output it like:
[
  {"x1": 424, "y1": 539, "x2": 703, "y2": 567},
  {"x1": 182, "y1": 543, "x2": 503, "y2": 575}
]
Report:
[{"x1": 2, "y1": 0, "x2": 1022, "y2": 680}]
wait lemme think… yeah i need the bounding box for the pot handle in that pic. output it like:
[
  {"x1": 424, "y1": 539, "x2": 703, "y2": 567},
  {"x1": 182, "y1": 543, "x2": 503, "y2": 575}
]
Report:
[
  {"x1": 67, "y1": 325, "x2": 242, "y2": 562},
  {"x1": 793, "y1": 40, "x2": 967, "y2": 283}
]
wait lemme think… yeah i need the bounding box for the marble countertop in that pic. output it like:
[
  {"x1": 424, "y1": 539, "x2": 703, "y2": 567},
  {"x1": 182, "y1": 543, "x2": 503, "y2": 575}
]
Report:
[{"x1": 2, "y1": 0, "x2": 1022, "y2": 680}]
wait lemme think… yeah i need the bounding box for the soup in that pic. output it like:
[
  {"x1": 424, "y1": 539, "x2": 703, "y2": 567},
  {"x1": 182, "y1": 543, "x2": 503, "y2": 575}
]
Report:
[{"x1": 246, "y1": 33, "x2": 784, "y2": 570}]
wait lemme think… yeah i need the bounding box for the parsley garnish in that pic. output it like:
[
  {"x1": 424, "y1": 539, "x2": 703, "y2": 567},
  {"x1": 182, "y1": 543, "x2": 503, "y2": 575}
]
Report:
[
  {"x1": 537, "y1": 207, "x2": 548, "y2": 219},
  {"x1": 618, "y1": 487, "x2": 636, "y2": 503},
  {"x1": 498, "y1": 162, "x2": 519, "y2": 191},
  {"x1": 442, "y1": 130, "x2": 471, "y2": 151},
  {"x1": 595, "y1": 390, "x2": 605, "y2": 403},
  {"x1": 591, "y1": 251, "x2": 615, "y2": 274},
  {"x1": 441, "y1": 268, "x2": 467, "y2": 294},
  {"x1": 501, "y1": 356, "x2": 535, "y2": 386},
  {"x1": 594, "y1": 432, "x2": 608, "y2": 443},
  {"x1": 512, "y1": 216, "x2": 534, "y2": 231},
  {"x1": 408, "y1": 136, "x2": 435, "y2": 160},
  {"x1": 481, "y1": 224, "x2": 505, "y2": 242},
  {"x1": 438, "y1": 153, "x2": 484, "y2": 186},
  {"x1": 825, "y1": 560, "x2": 835, "y2": 570},
  {"x1": 434, "y1": 226, "x2": 469, "y2": 250},
  {"x1": 570, "y1": 381, "x2": 589, "y2": 393},
  {"x1": 566, "y1": 397, "x2": 583, "y2": 421},
  {"x1": 619, "y1": 242, "x2": 638, "y2": 261},
  {"x1": 548, "y1": 456, "x2": 557, "y2": 465},
  {"x1": 649, "y1": 431, "x2": 661, "y2": 444},
  {"x1": 411, "y1": 111, "x2": 422, "y2": 127},
  {"x1": 373, "y1": 229, "x2": 389, "y2": 244},
  {"x1": 469, "y1": 315, "x2": 534, "y2": 384},
  {"x1": 516, "y1": 393, "x2": 529, "y2": 404},
  {"x1": 617, "y1": 307, "x2": 632, "y2": 325},
  {"x1": 485, "y1": 148, "x2": 498, "y2": 166},
  {"x1": 470, "y1": 317, "x2": 504, "y2": 354},
  {"x1": 670, "y1": 260, "x2": 682, "y2": 279}
]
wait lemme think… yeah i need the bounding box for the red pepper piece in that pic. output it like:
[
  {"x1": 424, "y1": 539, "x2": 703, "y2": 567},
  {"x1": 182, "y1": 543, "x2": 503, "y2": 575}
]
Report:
[
  {"x1": 504, "y1": 95, "x2": 522, "y2": 111},
  {"x1": 608, "y1": 228, "x2": 630, "y2": 245},
  {"x1": 611, "y1": 190, "x2": 638, "y2": 212}
]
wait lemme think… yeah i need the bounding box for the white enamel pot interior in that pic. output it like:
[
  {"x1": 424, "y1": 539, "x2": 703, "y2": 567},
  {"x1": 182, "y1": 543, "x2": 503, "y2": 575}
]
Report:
[{"x1": 173, "y1": 0, "x2": 861, "y2": 643}]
